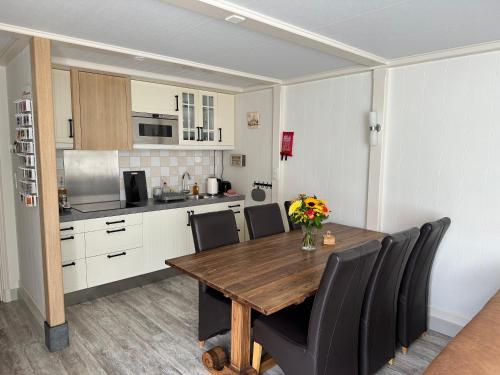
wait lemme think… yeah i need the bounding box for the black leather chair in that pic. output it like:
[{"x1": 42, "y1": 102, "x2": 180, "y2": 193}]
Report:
[
  {"x1": 359, "y1": 228, "x2": 419, "y2": 375},
  {"x1": 397, "y1": 217, "x2": 451, "y2": 353},
  {"x1": 252, "y1": 240, "x2": 382, "y2": 375},
  {"x1": 284, "y1": 200, "x2": 301, "y2": 231},
  {"x1": 190, "y1": 210, "x2": 240, "y2": 345},
  {"x1": 244, "y1": 203, "x2": 285, "y2": 240}
]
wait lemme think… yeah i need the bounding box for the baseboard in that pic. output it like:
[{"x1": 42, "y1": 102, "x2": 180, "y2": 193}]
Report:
[
  {"x1": 18, "y1": 286, "x2": 45, "y2": 332},
  {"x1": 1, "y1": 287, "x2": 18, "y2": 302},
  {"x1": 64, "y1": 267, "x2": 181, "y2": 306},
  {"x1": 429, "y1": 306, "x2": 469, "y2": 337}
]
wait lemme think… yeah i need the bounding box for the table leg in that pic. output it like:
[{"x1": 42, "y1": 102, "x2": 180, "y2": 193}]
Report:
[
  {"x1": 230, "y1": 300, "x2": 251, "y2": 371},
  {"x1": 201, "y1": 300, "x2": 256, "y2": 375}
]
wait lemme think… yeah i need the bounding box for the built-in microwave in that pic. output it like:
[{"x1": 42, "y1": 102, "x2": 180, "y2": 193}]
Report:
[{"x1": 132, "y1": 112, "x2": 179, "y2": 145}]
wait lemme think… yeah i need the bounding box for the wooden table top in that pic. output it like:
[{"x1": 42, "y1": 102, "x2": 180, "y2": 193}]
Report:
[{"x1": 166, "y1": 223, "x2": 386, "y2": 315}]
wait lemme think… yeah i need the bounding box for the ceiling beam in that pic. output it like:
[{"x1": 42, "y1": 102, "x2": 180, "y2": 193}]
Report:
[
  {"x1": 0, "y1": 22, "x2": 282, "y2": 86},
  {"x1": 162, "y1": 0, "x2": 387, "y2": 66}
]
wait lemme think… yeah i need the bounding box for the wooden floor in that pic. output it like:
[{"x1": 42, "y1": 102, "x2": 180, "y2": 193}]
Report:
[{"x1": 0, "y1": 275, "x2": 450, "y2": 374}]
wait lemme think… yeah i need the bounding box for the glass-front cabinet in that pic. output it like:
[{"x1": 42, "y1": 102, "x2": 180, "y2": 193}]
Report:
[{"x1": 179, "y1": 90, "x2": 218, "y2": 145}]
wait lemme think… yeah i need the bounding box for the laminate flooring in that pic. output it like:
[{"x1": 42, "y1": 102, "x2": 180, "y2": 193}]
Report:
[{"x1": 0, "y1": 275, "x2": 450, "y2": 375}]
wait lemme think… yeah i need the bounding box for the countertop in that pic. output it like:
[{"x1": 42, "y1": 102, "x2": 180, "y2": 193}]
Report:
[{"x1": 59, "y1": 194, "x2": 245, "y2": 223}]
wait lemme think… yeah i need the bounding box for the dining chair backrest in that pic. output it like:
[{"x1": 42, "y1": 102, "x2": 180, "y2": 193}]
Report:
[
  {"x1": 359, "y1": 228, "x2": 419, "y2": 375},
  {"x1": 307, "y1": 240, "x2": 381, "y2": 375},
  {"x1": 190, "y1": 210, "x2": 240, "y2": 252},
  {"x1": 244, "y1": 203, "x2": 285, "y2": 240},
  {"x1": 284, "y1": 200, "x2": 301, "y2": 231},
  {"x1": 398, "y1": 217, "x2": 451, "y2": 347}
]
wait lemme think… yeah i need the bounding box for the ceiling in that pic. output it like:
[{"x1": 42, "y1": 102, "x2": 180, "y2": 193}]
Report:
[{"x1": 1, "y1": 0, "x2": 500, "y2": 89}]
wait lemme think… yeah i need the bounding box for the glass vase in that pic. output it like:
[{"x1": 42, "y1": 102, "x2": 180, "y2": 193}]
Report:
[{"x1": 301, "y1": 225, "x2": 318, "y2": 251}]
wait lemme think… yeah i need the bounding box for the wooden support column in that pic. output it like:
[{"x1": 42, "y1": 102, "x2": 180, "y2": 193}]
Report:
[
  {"x1": 366, "y1": 68, "x2": 389, "y2": 231},
  {"x1": 30, "y1": 37, "x2": 67, "y2": 350}
]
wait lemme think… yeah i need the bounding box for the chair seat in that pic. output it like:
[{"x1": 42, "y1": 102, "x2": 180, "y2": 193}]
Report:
[{"x1": 254, "y1": 301, "x2": 312, "y2": 348}]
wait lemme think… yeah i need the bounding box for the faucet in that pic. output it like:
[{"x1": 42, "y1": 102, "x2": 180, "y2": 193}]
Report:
[{"x1": 181, "y1": 171, "x2": 191, "y2": 194}]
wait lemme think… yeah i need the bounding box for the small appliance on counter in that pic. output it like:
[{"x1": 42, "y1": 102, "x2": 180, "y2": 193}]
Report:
[
  {"x1": 219, "y1": 180, "x2": 232, "y2": 194},
  {"x1": 123, "y1": 171, "x2": 148, "y2": 203},
  {"x1": 206, "y1": 177, "x2": 218, "y2": 196}
]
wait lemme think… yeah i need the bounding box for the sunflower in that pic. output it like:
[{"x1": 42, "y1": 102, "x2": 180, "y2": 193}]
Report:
[{"x1": 304, "y1": 197, "x2": 319, "y2": 209}]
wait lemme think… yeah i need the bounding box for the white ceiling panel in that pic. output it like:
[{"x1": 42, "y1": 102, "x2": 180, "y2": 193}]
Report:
[
  {"x1": 0, "y1": 30, "x2": 15, "y2": 56},
  {"x1": 51, "y1": 42, "x2": 271, "y2": 90},
  {"x1": 0, "y1": 0, "x2": 356, "y2": 79},
  {"x1": 228, "y1": 0, "x2": 500, "y2": 58}
]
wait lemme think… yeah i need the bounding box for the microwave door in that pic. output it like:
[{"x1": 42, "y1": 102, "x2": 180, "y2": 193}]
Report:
[{"x1": 133, "y1": 115, "x2": 178, "y2": 145}]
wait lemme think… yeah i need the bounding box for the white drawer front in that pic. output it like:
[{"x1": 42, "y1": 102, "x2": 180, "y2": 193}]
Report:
[
  {"x1": 84, "y1": 213, "x2": 142, "y2": 232},
  {"x1": 59, "y1": 221, "x2": 85, "y2": 235},
  {"x1": 85, "y1": 224, "x2": 142, "y2": 258},
  {"x1": 62, "y1": 259, "x2": 87, "y2": 293},
  {"x1": 60, "y1": 233, "x2": 86, "y2": 262},
  {"x1": 86, "y1": 248, "x2": 145, "y2": 288}
]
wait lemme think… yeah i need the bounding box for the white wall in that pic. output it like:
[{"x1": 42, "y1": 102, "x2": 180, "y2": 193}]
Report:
[
  {"x1": 282, "y1": 72, "x2": 373, "y2": 227},
  {"x1": 382, "y1": 51, "x2": 500, "y2": 332},
  {"x1": 6, "y1": 47, "x2": 46, "y2": 318},
  {"x1": 0, "y1": 66, "x2": 20, "y2": 301},
  {"x1": 224, "y1": 89, "x2": 274, "y2": 207}
]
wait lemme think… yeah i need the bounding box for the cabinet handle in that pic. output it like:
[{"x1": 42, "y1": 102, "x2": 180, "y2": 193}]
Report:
[
  {"x1": 60, "y1": 226, "x2": 74, "y2": 232},
  {"x1": 68, "y1": 119, "x2": 74, "y2": 138},
  {"x1": 228, "y1": 204, "x2": 240, "y2": 208},
  {"x1": 187, "y1": 210, "x2": 191, "y2": 226},
  {"x1": 197, "y1": 127, "x2": 203, "y2": 142},
  {"x1": 106, "y1": 219, "x2": 125, "y2": 225},
  {"x1": 107, "y1": 252, "x2": 126, "y2": 259},
  {"x1": 232, "y1": 210, "x2": 241, "y2": 214},
  {"x1": 175, "y1": 95, "x2": 179, "y2": 111},
  {"x1": 106, "y1": 228, "x2": 126, "y2": 234},
  {"x1": 60, "y1": 235, "x2": 75, "y2": 241},
  {"x1": 218, "y1": 128, "x2": 222, "y2": 142},
  {"x1": 62, "y1": 262, "x2": 76, "y2": 268},
  {"x1": 237, "y1": 229, "x2": 241, "y2": 232}
]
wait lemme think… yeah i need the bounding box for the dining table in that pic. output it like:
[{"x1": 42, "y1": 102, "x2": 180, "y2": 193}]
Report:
[{"x1": 166, "y1": 222, "x2": 386, "y2": 375}]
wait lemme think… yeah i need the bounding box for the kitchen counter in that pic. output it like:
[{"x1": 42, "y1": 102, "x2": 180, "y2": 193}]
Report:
[{"x1": 59, "y1": 194, "x2": 245, "y2": 222}]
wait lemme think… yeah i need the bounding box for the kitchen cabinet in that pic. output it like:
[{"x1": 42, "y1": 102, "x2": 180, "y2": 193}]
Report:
[
  {"x1": 179, "y1": 89, "x2": 220, "y2": 145},
  {"x1": 52, "y1": 69, "x2": 74, "y2": 149},
  {"x1": 71, "y1": 68, "x2": 132, "y2": 150},
  {"x1": 59, "y1": 200, "x2": 245, "y2": 294},
  {"x1": 131, "y1": 80, "x2": 179, "y2": 115},
  {"x1": 143, "y1": 208, "x2": 189, "y2": 272},
  {"x1": 217, "y1": 93, "x2": 235, "y2": 146}
]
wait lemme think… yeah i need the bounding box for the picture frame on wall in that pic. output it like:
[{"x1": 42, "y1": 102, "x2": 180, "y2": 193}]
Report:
[{"x1": 247, "y1": 112, "x2": 260, "y2": 128}]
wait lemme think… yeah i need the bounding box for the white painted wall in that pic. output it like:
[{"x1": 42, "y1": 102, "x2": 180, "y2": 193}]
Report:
[
  {"x1": 282, "y1": 72, "x2": 373, "y2": 227},
  {"x1": 382, "y1": 51, "x2": 500, "y2": 332},
  {"x1": 6, "y1": 47, "x2": 46, "y2": 318},
  {"x1": 0, "y1": 66, "x2": 20, "y2": 301},
  {"x1": 223, "y1": 89, "x2": 274, "y2": 207}
]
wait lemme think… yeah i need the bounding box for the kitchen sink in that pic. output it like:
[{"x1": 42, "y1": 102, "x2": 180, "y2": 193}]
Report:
[{"x1": 186, "y1": 194, "x2": 208, "y2": 200}]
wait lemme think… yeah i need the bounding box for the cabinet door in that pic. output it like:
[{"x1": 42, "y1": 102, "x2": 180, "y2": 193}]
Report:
[
  {"x1": 143, "y1": 208, "x2": 189, "y2": 272},
  {"x1": 217, "y1": 93, "x2": 235, "y2": 146},
  {"x1": 52, "y1": 69, "x2": 74, "y2": 148},
  {"x1": 72, "y1": 69, "x2": 132, "y2": 150},
  {"x1": 179, "y1": 89, "x2": 199, "y2": 145},
  {"x1": 131, "y1": 80, "x2": 179, "y2": 115},
  {"x1": 199, "y1": 91, "x2": 217, "y2": 144}
]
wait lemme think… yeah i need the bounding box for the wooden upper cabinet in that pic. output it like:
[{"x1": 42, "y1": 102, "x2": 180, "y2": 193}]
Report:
[{"x1": 71, "y1": 69, "x2": 132, "y2": 150}]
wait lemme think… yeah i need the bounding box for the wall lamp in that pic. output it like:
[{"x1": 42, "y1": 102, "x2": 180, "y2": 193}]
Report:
[{"x1": 369, "y1": 111, "x2": 382, "y2": 146}]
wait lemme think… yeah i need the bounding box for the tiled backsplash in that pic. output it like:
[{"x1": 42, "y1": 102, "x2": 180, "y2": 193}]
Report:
[{"x1": 56, "y1": 149, "x2": 222, "y2": 200}]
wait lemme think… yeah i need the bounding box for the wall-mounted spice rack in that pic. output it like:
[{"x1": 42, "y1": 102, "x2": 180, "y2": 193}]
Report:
[{"x1": 14, "y1": 97, "x2": 38, "y2": 207}]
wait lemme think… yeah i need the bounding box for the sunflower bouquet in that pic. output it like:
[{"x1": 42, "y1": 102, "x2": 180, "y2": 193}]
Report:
[{"x1": 288, "y1": 194, "x2": 330, "y2": 250}]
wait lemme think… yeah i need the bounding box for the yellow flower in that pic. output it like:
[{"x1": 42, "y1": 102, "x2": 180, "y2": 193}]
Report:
[
  {"x1": 304, "y1": 197, "x2": 319, "y2": 209},
  {"x1": 288, "y1": 200, "x2": 302, "y2": 216}
]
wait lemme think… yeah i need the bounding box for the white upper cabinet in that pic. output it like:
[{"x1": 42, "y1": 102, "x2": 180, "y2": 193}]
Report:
[
  {"x1": 199, "y1": 91, "x2": 217, "y2": 144},
  {"x1": 179, "y1": 89, "x2": 199, "y2": 145},
  {"x1": 131, "y1": 80, "x2": 179, "y2": 116},
  {"x1": 217, "y1": 93, "x2": 235, "y2": 146},
  {"x1": 52, "y1": 69, "x2": 74, "y2": 148}
]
